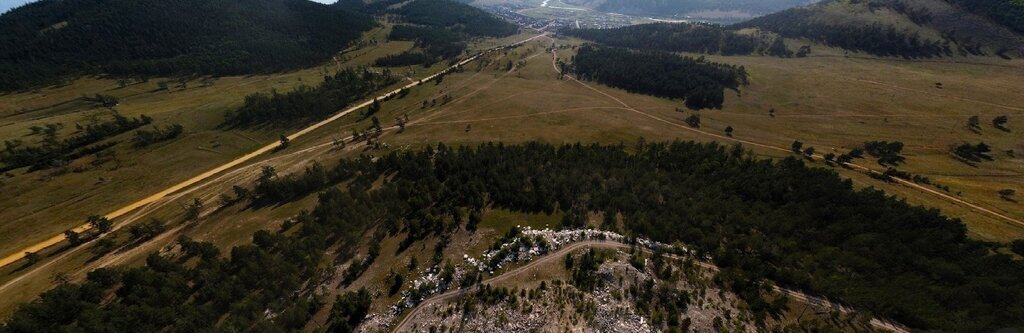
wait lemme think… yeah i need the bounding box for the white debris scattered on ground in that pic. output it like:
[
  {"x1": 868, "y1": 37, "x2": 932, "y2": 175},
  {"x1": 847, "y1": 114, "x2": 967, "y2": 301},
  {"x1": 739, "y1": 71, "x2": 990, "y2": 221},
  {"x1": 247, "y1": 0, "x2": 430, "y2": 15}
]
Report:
[
  {"x1": 397, "y1": 247, "x2": 759, "y2": 333},
  {"x1": 362, "y1": 228, "x2": 690, "y2": 331},
  {"x1": 399, "y1": 259, "x2": 659, "y2": 333}
]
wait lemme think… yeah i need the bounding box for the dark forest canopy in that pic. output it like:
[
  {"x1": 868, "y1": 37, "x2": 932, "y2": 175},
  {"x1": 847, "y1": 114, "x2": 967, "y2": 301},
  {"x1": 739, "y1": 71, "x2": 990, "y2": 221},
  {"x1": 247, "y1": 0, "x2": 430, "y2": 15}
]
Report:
[
  {"x1": 945, "y1": 0, "x2": 1024, "y2": 34},
  {"x1": 568, "y1": 45, "x2": 748, "y2": 110},
  {"x1": 339, "y1": 0, "x2": 518, "y2": 39},
  {"x1": 374, "y1": 51, "x2": 436, "y2": 67},
  {"x1": 389, "y1": 0, "x2": 519, "y2": 38},
  {"x1": 563, "y1": 22, "x2": 765, "y2": 56},
  {"x1": 3, "y1": 141, "x2": 1022, "y2": 332},
  {"x1": 377, "y1": 25, "x2": 469, "y2": 67},
  {"x1": 1, "y1": 112, "x2": 152, "y2": 172},
  {"x1": 594, "y1": 0, "x2": 814, "y2": 17},
  {"x1": 354, "y1": 0, "x2": 517, "y2": 67},
  {"x1": 732, "y1": 3, "x2": 950, "y2": 58},
  {"x1": 0, "y1": 0, "x2": 375, "y2": 91},
  {"x1": 224, "y1": 68, "x2": 397, "y2": 126}
]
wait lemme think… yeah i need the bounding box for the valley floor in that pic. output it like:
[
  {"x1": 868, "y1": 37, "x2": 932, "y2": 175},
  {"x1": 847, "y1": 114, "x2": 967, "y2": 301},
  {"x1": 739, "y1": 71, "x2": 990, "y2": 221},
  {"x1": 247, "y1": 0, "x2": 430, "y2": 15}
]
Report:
[{"x1": 0, "y1": 26, "x2": 1022, "y2": 329}]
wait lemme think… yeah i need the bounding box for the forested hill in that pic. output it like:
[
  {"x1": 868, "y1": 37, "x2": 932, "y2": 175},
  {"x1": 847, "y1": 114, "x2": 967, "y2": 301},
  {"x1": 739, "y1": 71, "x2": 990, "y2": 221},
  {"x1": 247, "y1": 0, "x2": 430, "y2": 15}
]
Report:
[
  {"x1": 0, "y1": 0, "x2": 375, "y2": 91},
  {"x1": 391, "y1": 0, "x2": 519, "y2": 38},
  {"x1": 945, "y1": 0, "x2": 1024, "y2": 35},
  {"x1": 2, "y1": 142, "x2": 1022, "y2": 331},
  {"x1": 563, "y1": 23, "x2": 771, "y2": 56},
  {"x1": 344, "y1": 0, "x2": 518, "y2": 69},
  {"x1": 734, "y1": 0, "x2": 1024, "y2": 58},
  {"x1": 569, "y1": 45, "x2": 748, "y2": 110},
  {"x1": 593, "y1": 0, "x2": 816, "y2": 17},
  {"x1": 337, "y1": 0, "x2": 518, "y2": 37}
]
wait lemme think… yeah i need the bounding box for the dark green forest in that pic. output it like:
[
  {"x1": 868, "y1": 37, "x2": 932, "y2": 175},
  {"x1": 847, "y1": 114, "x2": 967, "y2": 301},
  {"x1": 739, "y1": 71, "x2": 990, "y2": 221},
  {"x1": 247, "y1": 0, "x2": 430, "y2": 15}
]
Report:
[
  {"x1": 734, "y1": 6, "x2": 950, "y2": 58},
  {"x1": 0, "y1": 0, "x2": 374, "y2": 91},
  {"x1": 374, "y1": 51, "x2": 435, "y2": 68},
  {"x1": 568, "y1": 45, "x2": 748, "y2": 110},
  {"x1": 224, "y1": 68, "x2": 396, "y2": 126},
  {"x1": 946, "y1": 0, "x2": 1024, "y2": 34},
  {"x1": 372, "y1": 0, "x2": 519, "y2": 67},
  {"x1": 378, "y1": 25, "x2": 469, "y2": 67},
  {"x1": 563, "y1": 23, "x2": 763, "y2": 56},
  {"x1": 5, "y1": 142, "x2": 1022, "y2": 332},
  {"x1": 1, "y1": 113, "x2": 152, "y2": 172},
  {"x1": 389, "y1": 0, "x2": 518, "y2": 38},
  {"x1": 594, "y1": 0, "x2": 811, "y2": 18}
]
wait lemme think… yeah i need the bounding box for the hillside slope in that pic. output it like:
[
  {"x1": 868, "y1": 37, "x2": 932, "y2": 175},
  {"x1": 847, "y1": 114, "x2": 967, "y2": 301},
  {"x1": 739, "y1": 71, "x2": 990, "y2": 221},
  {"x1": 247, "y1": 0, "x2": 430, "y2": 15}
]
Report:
[
  {"x1": 0, "y1": 0, "x2": 375, "y2": 91},
  {"x1": 735, "y1": 0, "x2": 1024, "y2": 58},
  {"x1": 592, "y1": 0, "x2": 816, "y2": 17}
]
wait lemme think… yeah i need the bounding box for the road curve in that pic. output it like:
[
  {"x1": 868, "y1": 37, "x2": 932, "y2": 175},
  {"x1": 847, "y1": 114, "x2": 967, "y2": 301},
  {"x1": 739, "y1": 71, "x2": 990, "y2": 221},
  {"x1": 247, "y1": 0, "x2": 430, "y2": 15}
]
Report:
[
  {"x1": 390, "y1": 240, "x2": 907, "y2": 333},
  {"x1": 0, "y1": 33, "x2": 549, "y2": 269},
  {"x1": 391, "y1": 240, "x2": 627, "y2": 332}
]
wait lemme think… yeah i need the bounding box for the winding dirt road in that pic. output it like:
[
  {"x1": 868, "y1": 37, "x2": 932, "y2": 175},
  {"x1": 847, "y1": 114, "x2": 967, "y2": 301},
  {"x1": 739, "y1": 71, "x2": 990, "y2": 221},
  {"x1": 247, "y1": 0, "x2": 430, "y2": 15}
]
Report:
[
  {"x1": 390, "y1": 240, "x2": 908, "y2": 333},
  {"x1": 391, "y1": 241, "x2": 629, "y2": 332}
]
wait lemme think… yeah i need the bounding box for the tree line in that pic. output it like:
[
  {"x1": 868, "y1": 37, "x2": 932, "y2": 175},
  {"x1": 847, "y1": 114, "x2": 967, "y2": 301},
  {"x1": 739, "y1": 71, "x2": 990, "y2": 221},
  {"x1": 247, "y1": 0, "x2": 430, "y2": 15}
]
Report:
[
  {"x1": 593, "y1": 0, "x2": 810, "y2": 18},
  {"x1": 374, "y1": 51, "x2": 436, "y2": 68},
  {"x1": 224, "y1": 68, "x2": 397, "y2": 126},
  {"x1": 562, "y1": 22, "x2": 766, "y2": 56},
  {"x1": 5, "y1": 141, "x2": 1023, "y2": 332},
  {"x1": 734, "y1": 6, "x2": 950, "y2": 58},
  {"x1": 389, "y1": 0, "x2": 519, "y2": 38},
  {"x1": 376, "y1": 25, "x2": 468, "y2": 68},
  {"x1": 568, "y1": 45, "x2": 749, "y2": 110},
  {"x1": 945, "y1": 0, "x2": 1024, "y2": 35},
  {"x1": 373, "y1": 0, "x2": 520, "y2": 69},
  {"x1": 132, "y1": 124, "x2": 184, "y2": 148},
  {"x1": 1, "y1": 113, "x2": 152, "y2": 172}
]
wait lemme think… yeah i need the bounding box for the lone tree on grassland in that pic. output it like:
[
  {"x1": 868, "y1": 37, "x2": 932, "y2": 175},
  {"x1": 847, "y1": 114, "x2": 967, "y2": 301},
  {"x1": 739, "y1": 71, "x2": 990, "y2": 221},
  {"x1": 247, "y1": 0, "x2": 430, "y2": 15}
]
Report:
[
  {"x1": 88, "y1": 215, "x2": 113, "y2": 233},
  {"x1": 967, "y1": 115, "x2": 981, "y2": 132},
  {"x1": 685, "y1": 114, "x2": 700, "y2": 128},
  {"x1": 724, "y1": 126, "x2": 734, "y2": 137},
  {"x1": 64, "y1": 229, "x2": 82, "y2": 246},
  {"x1": 366, "y1": 99, "x2": 381, "y2": 118},
  {"x1": 791, "y1": 140, "x2": 803, "y2": 153},
  {"x1": 836, "y1": 154, "x2": 853, "y2": 165},
  {"x1": 999, "y1": 189, "x2": 1016, "y2": 201},
  {"x1": 24, "y1": 252, "x2": 39, "y2": 266},
  {"x1": 803, "y1": 147, "x2": 816, "y2": 158},
  {"x1": 183, "y1": 198, "x2": 204, "y2": 222},
  {"x1": 993, "y1": 115, "x2": 1009, "y2": 131}
]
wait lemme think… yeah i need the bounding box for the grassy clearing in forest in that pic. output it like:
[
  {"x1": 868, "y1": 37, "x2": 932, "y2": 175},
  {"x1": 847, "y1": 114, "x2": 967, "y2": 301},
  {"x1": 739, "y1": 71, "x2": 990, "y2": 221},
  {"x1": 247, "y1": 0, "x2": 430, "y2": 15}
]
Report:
[{"x1": 2, "y1": 29, "x2": 1023, "y2": 320}]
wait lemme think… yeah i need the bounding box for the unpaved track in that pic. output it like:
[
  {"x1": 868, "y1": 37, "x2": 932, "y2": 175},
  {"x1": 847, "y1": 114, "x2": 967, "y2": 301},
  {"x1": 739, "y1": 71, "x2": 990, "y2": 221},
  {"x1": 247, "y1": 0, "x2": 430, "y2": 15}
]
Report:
[
  {"x1": 391, "y1": 240, "x2": 908, "y2": 333},
  {"x1": 391, "y1": 241, "x2": 626, "y2": 332},
  {"x1": 547, "y1": 41, "x2": 1023, "y2": 228},
  {"x1": 0, "y1": 33, "x2": 549, "y2": 270}
]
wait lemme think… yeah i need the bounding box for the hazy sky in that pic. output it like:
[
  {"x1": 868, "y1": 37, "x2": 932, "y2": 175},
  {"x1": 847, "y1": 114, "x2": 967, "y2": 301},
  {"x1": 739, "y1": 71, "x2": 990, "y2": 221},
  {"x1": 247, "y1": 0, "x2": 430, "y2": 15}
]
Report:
[
  {"x1": 1, "y1": 0, "x2": 337, "y2": 14},
  {"x1": 0, "y1": 0, "x2": 31, "y2": 13}
]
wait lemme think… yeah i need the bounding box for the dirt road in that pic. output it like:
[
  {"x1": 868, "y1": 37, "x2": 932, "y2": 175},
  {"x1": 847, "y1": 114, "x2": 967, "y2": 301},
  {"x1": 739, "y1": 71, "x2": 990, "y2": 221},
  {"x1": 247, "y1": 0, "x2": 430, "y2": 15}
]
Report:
[
  {"x1": 547, "y1": 41, "x2": 1023, "y2": 229},
  {"x1": 391, "y1": 240, "x2": 628, "y2": 332},
  {"x1": 390, "y1": 240, "x2": 908, "y2": 333},
  {"x1": 0, "y1": 33, "x2": 549, "y2": 270}
]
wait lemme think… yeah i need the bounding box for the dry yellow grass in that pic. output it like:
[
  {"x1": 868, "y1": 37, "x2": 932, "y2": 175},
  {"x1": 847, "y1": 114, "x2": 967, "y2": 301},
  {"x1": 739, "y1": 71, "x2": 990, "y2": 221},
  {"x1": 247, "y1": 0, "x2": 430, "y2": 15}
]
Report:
[{"x1": 1, "y1": 30, "x2": 1022, "y2": 319}]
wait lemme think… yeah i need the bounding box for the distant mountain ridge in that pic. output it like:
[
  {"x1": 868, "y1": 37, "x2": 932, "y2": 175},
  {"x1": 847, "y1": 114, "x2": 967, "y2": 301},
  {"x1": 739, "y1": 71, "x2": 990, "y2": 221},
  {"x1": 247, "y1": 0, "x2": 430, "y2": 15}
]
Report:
[{"x1": 0, "y1": 0, "x2": 375, "y2": 91}]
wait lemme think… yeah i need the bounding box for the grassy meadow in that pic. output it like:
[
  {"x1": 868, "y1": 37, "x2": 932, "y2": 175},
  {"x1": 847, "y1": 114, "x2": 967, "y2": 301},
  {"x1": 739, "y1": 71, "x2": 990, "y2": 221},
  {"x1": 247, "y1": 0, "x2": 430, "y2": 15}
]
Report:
[{"x1": 0, "y1": 29, "x2": 1022, "y2": 319}]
